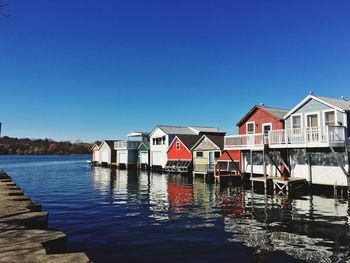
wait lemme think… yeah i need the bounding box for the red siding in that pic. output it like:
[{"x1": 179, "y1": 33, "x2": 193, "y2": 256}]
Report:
[
  {"x1": 238, "y1": 107, "x2": 284, "y2": 135},
  {"x1": 219, "y1": 150, "x2": 240, "y2": 161},
  {"x1": 167, "y1": 138, "x2": 192, "y2": 160}
]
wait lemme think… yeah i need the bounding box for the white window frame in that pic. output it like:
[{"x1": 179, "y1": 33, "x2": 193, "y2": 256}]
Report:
[
  {"x1": 246, "y1": 121, "x2": 255, "y2": 134},
  {"x1": 305, "y1": 112, "x2": 321, "y2": 128},
  {"x1": 291, "y1": 113, "x2": 303, "y2": 129},
  {"x1": 262, "y1": 123, "x2": 272, "y2": 135},
  {"x1": 322, "y1": 109, "x2": 337, "y2": 127}
]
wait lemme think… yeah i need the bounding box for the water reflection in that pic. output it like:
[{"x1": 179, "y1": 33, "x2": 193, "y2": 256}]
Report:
[{"x1": 90, "y1": 166, "x2": 350, "y2": 263}]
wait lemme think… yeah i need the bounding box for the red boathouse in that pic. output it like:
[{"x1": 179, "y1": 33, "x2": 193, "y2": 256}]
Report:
[{"x1": 165, "y1": 135, "x2": 201, "y2": 173}]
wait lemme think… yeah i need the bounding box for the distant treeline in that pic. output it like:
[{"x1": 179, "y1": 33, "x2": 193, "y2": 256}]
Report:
[{"x1": 0, "y1": 136, "x2": 94, "y2": 155}]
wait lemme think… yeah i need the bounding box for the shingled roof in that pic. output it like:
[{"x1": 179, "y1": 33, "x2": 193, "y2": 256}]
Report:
[
  {"x1": 191, "y1": 134, "x2": 225, "y2": 150},
  {"x1": 236, "y1": 105, "x2": 289, "y2": 126},
  {"x1": 175, "y1": 135, "x2": 202, "y2": 150},
  {"x1": 151, "y1": 125, "x2": 224, "y2": 136},
  {"x1": 103, "y1": 140, "x2": 118, "y2": 149},
  {"x1": 284, "y1": 95, "x2": 350, "y2": 119}
]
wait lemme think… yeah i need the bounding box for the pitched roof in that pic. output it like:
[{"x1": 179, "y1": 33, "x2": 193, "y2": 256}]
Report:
[
  {"x1": 284, "y1": 95, "x2": 350, "y2": 119},
  {"x1": 138, "y1": 141, "x2": 150, "y2": 150},
  {"x1": 188, "y1": 126, "x2": 222, "y2": 133},
  {"x1": 175, "y1": 135, "x2": 202, "y2": 150},
  {"x1": 103, "y1": 140, "x2": 118, "y2": 149},
  {"x1": 314, "y1": 95, "x2": 350, "y2": 111},
  {"x1": 237, "y1": 105, "x2": 289, "y2": 126},
  {"x1": 127, "y1": 131, "x2": 150, "y2": 138},
  {"x1": 91, "y1": 143, "x2": 101, "y2": 151},
  {"x1": 262, "y1": 106, "x2": 289, "y2": 120},
  {"x1": 151, "y1": 125, "x2": 224, "y2": 136},
  {"x1": 191, "y1": 134, "x2": 225, "y2": 150}
]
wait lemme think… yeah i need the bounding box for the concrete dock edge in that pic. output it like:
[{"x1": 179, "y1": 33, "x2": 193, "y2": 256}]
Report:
[{"x1": 0, "y1": 170, "x2": 92, "y2": 263}]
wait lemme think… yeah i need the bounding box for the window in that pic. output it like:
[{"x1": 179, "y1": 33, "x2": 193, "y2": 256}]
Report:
[
  {"x1": 307, "y1": 114, "x2": 318, "y2": 128},
  {"x1": 292, "y1": 115, "x2": 301, "y2": 129},
  {"x1": 176, "y1": 142, "x2": 180, "y2": 151},
  {"x1": 325, "y1": 111, "x2": 335, "y2": 126},
  {"x1": 196, "y1": 151, "x2": 203, "y2": 157},
  {"x1": 262, "y1": 124, "x2": 272, "y2": 135},
  {"x1": 247, "y1": 122, "x2": 255, "y2": 134},
  {"x1": 214, "y1": 152, "x2": 221, "y2": 159},
  {"x1": 154, "y1": 137, "x2": 163, "y2": 145}
]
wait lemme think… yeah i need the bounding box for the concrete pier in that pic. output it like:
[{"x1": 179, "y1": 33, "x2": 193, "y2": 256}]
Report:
[{"x1": 0, "y1": 170, "x2": 92, "y2": 263}]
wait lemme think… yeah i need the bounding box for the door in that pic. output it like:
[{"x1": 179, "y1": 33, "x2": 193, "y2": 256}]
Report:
[
  {"x1": 306, "y1": 114, "x2": 319, "y2": 143},
  {"x1": 101, "y1": 151, "x2": 109, "y2": 163},
  {"x1": 119, "y1": 152, "x2": 127, "y2": 164},
  {"x1": 140, "y1": 152, "x2": 148, "y2": 164},
  {"x1": 209, "y1": 152, "x2": 214, "y2": 170},
  {"x1": 262, "y1": 124, "x2": 272, "y2": 144},
  {"x1": 246, "y1": 122, "x2": 255, "y2": 146}
]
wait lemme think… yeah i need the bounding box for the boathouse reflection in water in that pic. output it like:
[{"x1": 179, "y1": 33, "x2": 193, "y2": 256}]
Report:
[{"x1": 90, "y1": 167, "x2": 350, "y2": 263}]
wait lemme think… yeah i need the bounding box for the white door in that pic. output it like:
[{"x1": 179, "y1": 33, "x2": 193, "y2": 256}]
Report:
[
  {"x1": 152, "y1": 151, "x2": 163, "y2": 166},
  {"x1": 119, "y1": 152, "x2": 127, "y2": 164},
  {"x1": 306, "y1": 114, "x2": 319, "y2": 143},
  {"x1": 101, "y1": 151, "x2": 109, "y2": 163},
  {"x1": 246, "y1": 122, "x2": 255, "y2": 145},
  {"x1": 140, "y1": 152, "x2": 148, "y2": 164}
]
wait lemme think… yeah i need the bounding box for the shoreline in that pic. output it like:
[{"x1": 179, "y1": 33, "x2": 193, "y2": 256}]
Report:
[{"x1": 0, "y1": 169, "x2": 91, "y2": 262}]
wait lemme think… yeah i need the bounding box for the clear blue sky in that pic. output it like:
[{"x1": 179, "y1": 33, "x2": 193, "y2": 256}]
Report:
[{"x1": 1, "y1": 0, "x2": 350, "y2": 142}]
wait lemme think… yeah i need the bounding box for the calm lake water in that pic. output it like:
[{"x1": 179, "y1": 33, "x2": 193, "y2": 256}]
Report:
[{"x1": 0, "y1": 155, "x2": 349, "y2": 263}]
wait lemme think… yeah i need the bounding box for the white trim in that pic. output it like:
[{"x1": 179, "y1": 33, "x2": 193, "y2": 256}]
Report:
[
  {"x1": 91, "y1": 143, "x2": 100, "y2": 151},
  {"x1": 262, "y1": 123, "x2": 272, "y2": 134},
  {"x1": 137, "y1": 142, "x2": 149, "y2": 151},
  {"x1": 343, "y1": 112, "x2": 348, "y2": 128},
  {"x1": 191, "y1": 135, "x2": 221, "y2": 150},
  {"x1": 291, "y1": 113, "x2": 303, "y2": 129},
  {"x1": 167, "y1": 136, "x2": 191, "y2": 154},
  {"x1": 322, "y1": 109, "x2": 337, "y2": 127},
  {"x1": 305, "y1": 111, "x2": 321, "y2": 128},
  {"x1": 284, "y1": 95, "x2": 346, "y2": 119},
  {"x1": 246, "y1": 121, "x2": 255, "y2": 134}
]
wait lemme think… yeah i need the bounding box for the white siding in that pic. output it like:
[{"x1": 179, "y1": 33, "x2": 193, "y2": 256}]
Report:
[
  {"x1": 99, "y1": 142, "x2": 111, "y2": 164},
  {"x1": 117, "y1": 151, "x2": 128, "y2": 164},
  {"x1": 149, "y1": 128, "x2": 169, "y2": 168},
  {"x1": 92, "y1": 150, "x2": 100, "y2": 162},
  {"x1": 140, "y1": 152, "x2": 148, "y2": 164}
]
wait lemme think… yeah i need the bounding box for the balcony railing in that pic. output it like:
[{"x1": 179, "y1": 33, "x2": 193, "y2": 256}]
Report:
[
  {"x1": 224, "y1": 133, "x2": 265, "y2": 149},
  {"x1": 269, "y1": 126, "x2": 347, "y2": 146},
  {"x1": 224, "y1": 126, "x2": 347, "y2": 149},
  {"x1": 114, "y1": 141, "x2": 140, "y2": 150}
]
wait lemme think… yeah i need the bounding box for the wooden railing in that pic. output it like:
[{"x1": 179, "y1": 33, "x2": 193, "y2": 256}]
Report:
[
  {"x1": 268, "y1": 126, "x2": 347, "y2": 146},
  {"x1": 224, "y1": 133, "x2": 264, "y2": 149},
  {"x1": 224, "y1": 126, "x2": 347, "y2": 149}
]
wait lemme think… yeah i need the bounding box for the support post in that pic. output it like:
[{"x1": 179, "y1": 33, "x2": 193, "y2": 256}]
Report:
[{"x1": 250, "y1": 150, "x2": 253, "y2": 179}]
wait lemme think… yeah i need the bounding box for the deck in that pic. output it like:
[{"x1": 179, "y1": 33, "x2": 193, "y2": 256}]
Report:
[{"x1": 224, "y1": 126, "x2": 347, "y2": 150}]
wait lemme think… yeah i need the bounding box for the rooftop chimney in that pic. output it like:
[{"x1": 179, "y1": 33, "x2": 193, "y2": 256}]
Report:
[{"x1": 309, "y1": 91, "x2": 314, "y2": 95}]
